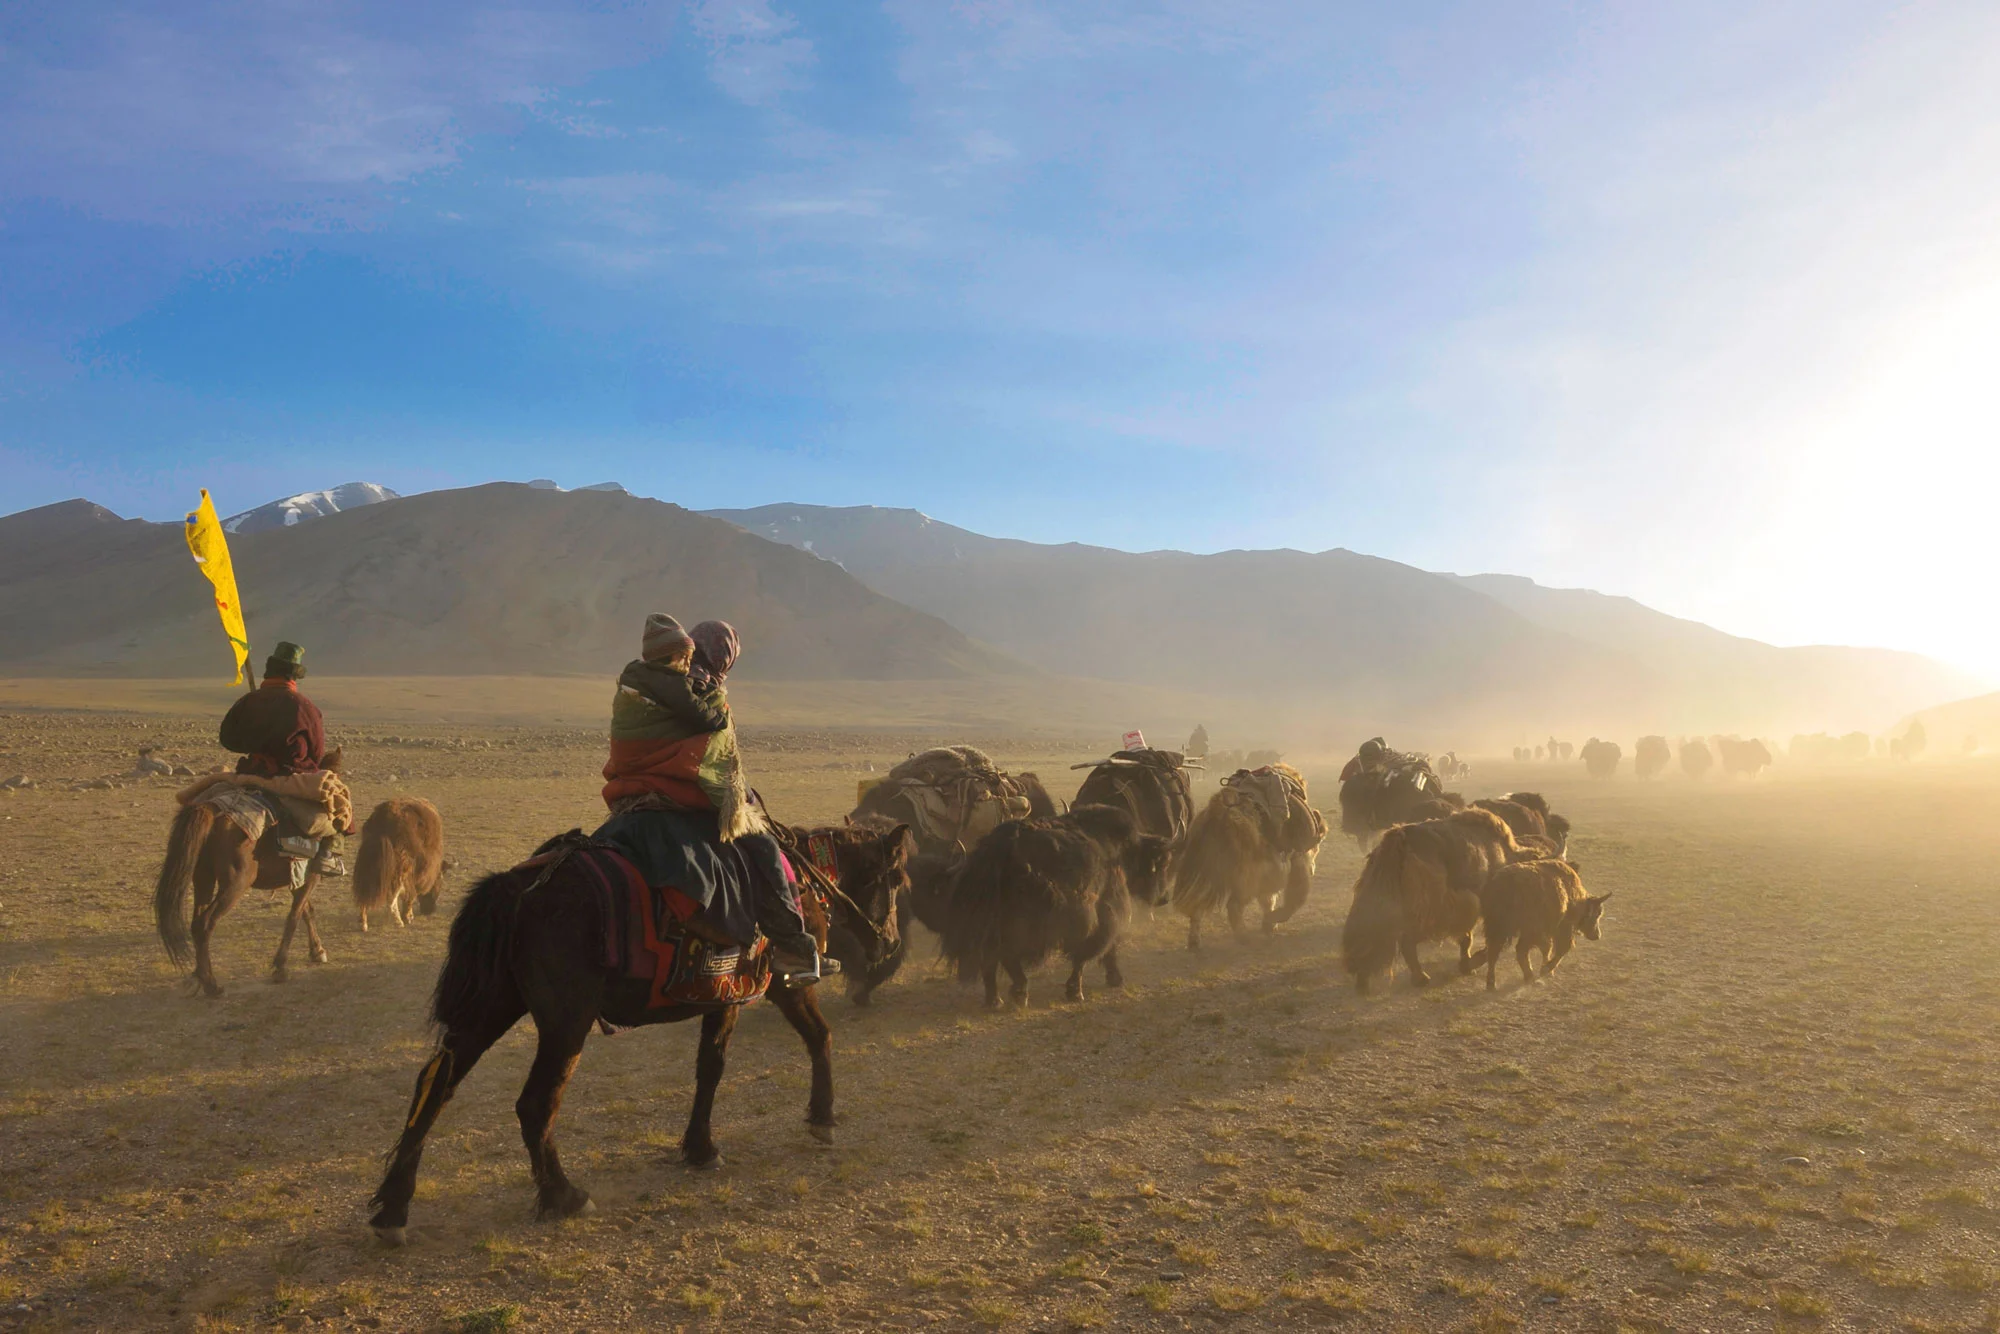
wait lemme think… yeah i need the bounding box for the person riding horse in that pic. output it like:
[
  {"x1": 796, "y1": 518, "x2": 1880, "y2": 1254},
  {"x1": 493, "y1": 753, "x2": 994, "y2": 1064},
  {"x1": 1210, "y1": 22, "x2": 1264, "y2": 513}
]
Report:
[
  {"x1": 218, "y1": 641, "x2": 348, "y2": 876},
  {"x1": 594, "y1": 614, "x2": 833, "y2": 985}
]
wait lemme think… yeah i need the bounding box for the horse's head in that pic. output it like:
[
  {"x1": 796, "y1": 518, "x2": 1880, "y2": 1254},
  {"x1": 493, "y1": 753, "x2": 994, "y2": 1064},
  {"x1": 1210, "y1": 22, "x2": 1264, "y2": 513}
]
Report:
[{"x1": 817, "y1": 823, "x2": 912, "y2": 966}]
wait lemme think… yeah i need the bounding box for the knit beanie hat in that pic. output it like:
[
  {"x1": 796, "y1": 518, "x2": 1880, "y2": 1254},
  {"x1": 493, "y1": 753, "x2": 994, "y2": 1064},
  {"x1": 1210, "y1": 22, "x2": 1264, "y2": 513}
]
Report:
[{"x1": 641, "y1": 613, "x2": 693, "y2": 665}]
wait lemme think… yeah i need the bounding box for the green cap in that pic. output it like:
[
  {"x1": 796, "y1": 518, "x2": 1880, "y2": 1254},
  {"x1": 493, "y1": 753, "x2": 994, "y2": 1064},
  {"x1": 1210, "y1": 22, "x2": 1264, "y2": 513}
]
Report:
[{"x1": 270, "y1": 642, "x2": 305, "y2": 667}]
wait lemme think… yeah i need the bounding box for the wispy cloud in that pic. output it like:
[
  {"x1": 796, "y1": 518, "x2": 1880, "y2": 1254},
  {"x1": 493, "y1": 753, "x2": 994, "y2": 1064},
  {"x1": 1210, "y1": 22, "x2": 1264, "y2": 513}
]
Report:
[{"x1": 687, "y1": 0, "x2": 814, "y2": 105}]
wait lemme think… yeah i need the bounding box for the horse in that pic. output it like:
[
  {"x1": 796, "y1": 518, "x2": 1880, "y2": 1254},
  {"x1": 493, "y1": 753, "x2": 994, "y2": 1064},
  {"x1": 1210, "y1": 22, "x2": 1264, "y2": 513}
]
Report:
[
  {"x1": 353, "y1": 797, "x2": 449, "y2": 932},
  {"x1": 153, "y1": 752, "x2": 346, "y2": 997},
  {"x1": 366, "y1": 822, "x2": 906, "y2": 1244},
  {"x1": 770, "y1": 819, "x2": 914, "y2": 1007},
  {"x1": 1173, "y1": 765, "x2": 1325, "y2": 950}
]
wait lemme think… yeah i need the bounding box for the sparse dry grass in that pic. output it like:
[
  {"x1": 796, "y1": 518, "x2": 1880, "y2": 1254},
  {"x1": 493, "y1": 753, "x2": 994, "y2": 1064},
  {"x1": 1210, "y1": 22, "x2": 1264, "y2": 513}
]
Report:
[{"x1": 4, "y1": 698, "x2": 2000, "y2": 1329}]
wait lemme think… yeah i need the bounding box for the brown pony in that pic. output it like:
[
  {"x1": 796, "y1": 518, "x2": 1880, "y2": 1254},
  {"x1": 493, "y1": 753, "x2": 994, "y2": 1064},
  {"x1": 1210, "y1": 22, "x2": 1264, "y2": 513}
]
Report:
[
  {"x1": 1340, "y1": 808, "x2": 1524, "y2": 993},
  {"x1": 153, "y1": 753, "x2": 344, "y2": 997},
  {"x1": 367, "y1": 823, "x2": 906, "y2": 1244},
  {"x1": 1172, "y1": 764, "x2": 1325, "y2": 950},
  {"x1": 353, "y1": 797, "x2": 448, "y2": 932}
]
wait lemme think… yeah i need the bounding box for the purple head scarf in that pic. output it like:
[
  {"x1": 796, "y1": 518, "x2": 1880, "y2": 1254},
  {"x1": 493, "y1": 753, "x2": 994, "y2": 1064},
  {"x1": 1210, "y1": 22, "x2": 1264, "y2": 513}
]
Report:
[{"x1": 688, "y1": 620, "x2": 740, "y2": 694}]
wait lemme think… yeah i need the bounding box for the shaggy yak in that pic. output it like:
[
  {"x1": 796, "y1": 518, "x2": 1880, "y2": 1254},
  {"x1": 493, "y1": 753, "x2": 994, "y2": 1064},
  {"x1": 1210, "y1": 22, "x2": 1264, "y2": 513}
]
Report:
[
  {"x1": 1581, "y1": 737, "x2": 1621, "y2": 779},
  {"x1": 1634, "y1": 735, "x2": 1671, "y2": 780},
  {"x1": 353, "y1": 797, "x2": 449, "y2": 932},
  {"x1": 1680, "y1": 737, "x2": 1715, "y2": 779},
  {"x1": 1471, "y1": 792, "x2": 1570, "y2": 857},
  {"x1": 1474, "y1": 858, "x2": 1611, "y2": 990},
  {"x1": 1175, "y1": 765, "x2": 1326, "y2": 949},
  {"x1": 1340, "y1": 808, "x2": 1525, "y2": 993},
  {"x1": 935, "y1": 804, "x2": 1170, "y2": 1008},
  {"x1": 1718, "y1": 736, "x2": 1772, "y2": 777}
]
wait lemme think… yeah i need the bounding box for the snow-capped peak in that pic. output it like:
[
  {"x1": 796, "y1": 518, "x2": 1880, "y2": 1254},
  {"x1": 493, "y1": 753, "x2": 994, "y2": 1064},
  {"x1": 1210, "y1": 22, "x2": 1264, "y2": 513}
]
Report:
[{"x1": 222, "y1": 482, "x2": 400, "y2": 535}]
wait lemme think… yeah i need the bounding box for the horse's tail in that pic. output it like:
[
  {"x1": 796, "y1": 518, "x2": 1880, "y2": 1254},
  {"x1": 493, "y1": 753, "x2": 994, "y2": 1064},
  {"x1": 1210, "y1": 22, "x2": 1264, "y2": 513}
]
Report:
[
  {"x1": 154, "y1": 803, "x2": 214, "y2": 971},
  {"x1": 1342, "y1": 827, "x2": 1410, "y2": 988},
  {"x1": 351, "y1": 806, "x2": 406, "y2": 915},
  {"x1": 430, "y1": 868, "x2": 525, "y2": 1032}
]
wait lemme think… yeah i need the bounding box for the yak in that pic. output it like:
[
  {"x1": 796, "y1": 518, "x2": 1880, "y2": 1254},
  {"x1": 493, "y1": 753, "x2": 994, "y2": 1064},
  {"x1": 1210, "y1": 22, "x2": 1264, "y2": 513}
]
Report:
[
  {"x1": 1340, "y1": 808, "x2": 1526, "y2": 994},
  {"x1": 935, "y1": 804, "x2": 1170, "y2": 1008},
  {"x1": 1474, "y1": 858, "x2": 1611, "y2": 990}
]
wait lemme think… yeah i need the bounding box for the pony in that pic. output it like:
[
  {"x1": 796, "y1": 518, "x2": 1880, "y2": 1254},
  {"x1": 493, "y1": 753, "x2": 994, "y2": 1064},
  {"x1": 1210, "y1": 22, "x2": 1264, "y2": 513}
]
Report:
[
  {"x1": 1473, "y1": 859, "x2": 1610, "y2": 989},
  {"x1": 352, "y1": 797, "x2": 448, "y2": 932},
  {"x1": 1341, "y1": 808, "x2": 1524, "y2": 993},
  {"x1": 1173, "y1": 764, "x2": 1325, "y2": 950},
  {"x1": 153, "y1": 751, "x2": 345, "y2": 996},
  {"x1": 934, "y1": 804, "x2": 1170, "y2": 1007},
  {"x1": 366, "y1": 823, "x2": 906, "y2": 1244}
]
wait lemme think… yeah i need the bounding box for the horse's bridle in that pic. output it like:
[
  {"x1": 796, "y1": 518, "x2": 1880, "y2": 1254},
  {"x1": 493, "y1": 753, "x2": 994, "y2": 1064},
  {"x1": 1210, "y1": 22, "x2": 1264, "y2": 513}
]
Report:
[{"x1": 775, "y1": 826, "x2": 894, "y2": 948}]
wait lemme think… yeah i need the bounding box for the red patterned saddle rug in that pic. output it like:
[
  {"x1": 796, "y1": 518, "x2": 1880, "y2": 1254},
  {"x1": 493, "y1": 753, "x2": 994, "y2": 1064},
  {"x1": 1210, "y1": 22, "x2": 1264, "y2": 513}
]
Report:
[{"x1": 525, "y1": 844, "x2": 773, "y2": 1010}]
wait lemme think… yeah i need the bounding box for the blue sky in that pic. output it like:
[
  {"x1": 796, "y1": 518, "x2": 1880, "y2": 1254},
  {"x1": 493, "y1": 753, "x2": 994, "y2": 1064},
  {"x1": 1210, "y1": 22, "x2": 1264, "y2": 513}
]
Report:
[{"x1": 5, "y1": 2, "x2": 2000, "y2": 672}]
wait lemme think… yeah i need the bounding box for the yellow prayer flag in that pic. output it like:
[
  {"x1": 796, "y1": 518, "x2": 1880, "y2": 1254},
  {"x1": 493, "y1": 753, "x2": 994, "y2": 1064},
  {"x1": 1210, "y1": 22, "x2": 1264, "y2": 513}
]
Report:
[{"x1": 184, "y1": 490, "x2": 251, "y2": 684}]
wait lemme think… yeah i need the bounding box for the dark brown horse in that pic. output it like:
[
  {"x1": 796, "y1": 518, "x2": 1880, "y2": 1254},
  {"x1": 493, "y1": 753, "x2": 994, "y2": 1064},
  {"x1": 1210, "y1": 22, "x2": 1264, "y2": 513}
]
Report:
[
  {"x1": 367, "y1": 822, "x2": 907, "y2": 1244},
  {"x1": 153, "y1": 754, "x2": 347, "y2": 997},
  {"x1": 772, "y1": 819, "x2": 915, "y2": 1006}
]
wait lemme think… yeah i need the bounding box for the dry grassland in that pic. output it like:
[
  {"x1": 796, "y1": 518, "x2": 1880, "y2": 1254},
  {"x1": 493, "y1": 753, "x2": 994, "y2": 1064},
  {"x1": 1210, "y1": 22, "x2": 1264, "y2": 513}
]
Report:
[{"x1": 3, "y1": 687, "x2": 2000, "y2": 1332}]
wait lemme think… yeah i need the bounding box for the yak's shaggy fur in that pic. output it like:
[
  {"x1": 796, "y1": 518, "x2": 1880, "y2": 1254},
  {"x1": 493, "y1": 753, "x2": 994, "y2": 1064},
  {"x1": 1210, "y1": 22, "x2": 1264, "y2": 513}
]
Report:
[
  {"x1": 1173, "y1": 764, "x2": 1324, "y2": 949},
  {"x1": 1471, "y1": 792, "x2": 1570, "y2": 856},
  {"x1": 1635, "y1": 735, "x2": 1671, "y2": 780},
  {"x1": 935, "y1": 804, "x2": 1169, "y2": 1007},
  {"x1": 1581, "y1": 738, "x2": 1622, "y2": 779},
  {"x1": 1341, "y1": 808, "x2": 1525, "y2": 993},
  {"x1": 353, "y1": 797, "x2": 448, "y2": 931},
  {"x1": 1474, "y1": 858, "x2": 1610, "y2": 990}
]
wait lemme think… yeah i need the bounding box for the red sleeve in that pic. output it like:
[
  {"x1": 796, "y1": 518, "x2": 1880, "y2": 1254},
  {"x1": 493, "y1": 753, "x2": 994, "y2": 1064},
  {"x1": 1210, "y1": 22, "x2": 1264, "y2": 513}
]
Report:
[{"x1": 292, "y1": 697, "x2": 326, "y2": 772}]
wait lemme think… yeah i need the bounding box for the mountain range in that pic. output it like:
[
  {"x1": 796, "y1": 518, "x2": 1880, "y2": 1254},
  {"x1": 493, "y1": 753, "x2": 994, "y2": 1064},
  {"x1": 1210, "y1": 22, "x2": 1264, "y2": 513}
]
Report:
[{"x1": 0, "y1": 485, "x2": 1979, "y2": 744}]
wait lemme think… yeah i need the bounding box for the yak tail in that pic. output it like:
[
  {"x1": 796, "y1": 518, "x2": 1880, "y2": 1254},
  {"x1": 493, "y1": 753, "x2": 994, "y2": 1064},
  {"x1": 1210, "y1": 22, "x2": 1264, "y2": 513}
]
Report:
[
  {"x1": 154, "y1": 803, "x2": 214, "y2": 971},
  {"x1": 430, "y1": 870, "x2": 524, "y2": 1033},
  {"x1": 1341, "y1": 828, "x2": 1409, "y2": 985},
  {"x1": 351, "y1": 816, "x2": 406, "y2": 914}
]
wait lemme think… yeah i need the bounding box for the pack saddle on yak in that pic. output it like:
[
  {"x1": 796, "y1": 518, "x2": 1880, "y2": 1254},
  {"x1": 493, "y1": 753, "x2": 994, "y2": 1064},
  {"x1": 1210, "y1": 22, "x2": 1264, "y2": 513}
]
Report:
[{"x1": 851, "y1": 745, "x2": 1055, "y2": 857}]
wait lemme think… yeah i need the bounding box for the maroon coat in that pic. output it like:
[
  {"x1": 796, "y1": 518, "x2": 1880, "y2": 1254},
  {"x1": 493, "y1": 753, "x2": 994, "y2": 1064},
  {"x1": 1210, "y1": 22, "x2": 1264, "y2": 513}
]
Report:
[{"x1": 220, "y1": 680, "x2": 326, "y2": 777}]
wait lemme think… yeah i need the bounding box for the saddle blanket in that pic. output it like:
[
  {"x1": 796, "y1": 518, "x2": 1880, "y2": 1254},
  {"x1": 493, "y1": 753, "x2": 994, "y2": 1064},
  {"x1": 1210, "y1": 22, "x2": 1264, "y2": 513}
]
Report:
[{"x1": 543, "y1": 845, "x2": 772, "y2": 1011}]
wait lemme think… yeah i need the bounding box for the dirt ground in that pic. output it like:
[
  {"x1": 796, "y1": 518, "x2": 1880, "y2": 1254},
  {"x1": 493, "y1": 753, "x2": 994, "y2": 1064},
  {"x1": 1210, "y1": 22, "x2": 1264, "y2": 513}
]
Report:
[{"x1": 4, "y1": 688, "x2": 2000, "y2": 1332}]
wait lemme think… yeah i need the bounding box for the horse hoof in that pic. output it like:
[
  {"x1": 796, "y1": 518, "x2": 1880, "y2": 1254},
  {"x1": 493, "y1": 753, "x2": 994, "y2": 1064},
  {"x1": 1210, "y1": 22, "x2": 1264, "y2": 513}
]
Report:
[
  {"x1": 311, "y1": 948, "x2": 330, "y2": 965},
  {"x1": 372, "y1": 1225, "x2": 408, "y2": 1248},
  {"x1": 269, "y1": 968, "x2": 288, "y2": 985},
  {"x1": 808, "y1": 1123, "x2": 835, "y2": 1145},
  {"x1": 683, "y1": 1153, "x2": 724, "y2": 1172}
]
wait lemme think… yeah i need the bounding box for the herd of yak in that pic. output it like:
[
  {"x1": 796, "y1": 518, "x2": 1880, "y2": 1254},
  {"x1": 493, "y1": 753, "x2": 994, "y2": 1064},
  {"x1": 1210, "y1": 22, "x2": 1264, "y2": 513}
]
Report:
[
  {"x1": 1510, "y1": 733, "x2": 1774, "y2": 779},
  {"x1": 846, "y1": 744, "x2": 1607, "y2": 1013}
]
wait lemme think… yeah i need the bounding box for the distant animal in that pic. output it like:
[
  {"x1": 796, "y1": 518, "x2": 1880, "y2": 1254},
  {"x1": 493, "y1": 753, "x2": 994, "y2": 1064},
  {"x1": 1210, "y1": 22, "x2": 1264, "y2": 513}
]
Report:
[
  {"x1": 1580, "y1": 738, "x2": 1621, "y2": 779},
  {"x1": 1840, "y1": 732, "x2": 1872, "y2": 762},
  {"x1": 1435, "y1": 751, "x2": 1472, "y2": 784},
  {"x1": 775, "y1": 819, "x2": 915, "y2": 1007},
  {"x1": 1557, "y1": 741, "x2": 1575, "y2": 762},
  {"x1": 1512, "y1": 747, "x2": 1530, "y2": 763},
  {"x1": 353, "y1": 797, "x2": 448, "y2": 932},
  {"x1": 1340, "y1": 808, "x2": 1525, "y2": 993},
  {"x1": 1471, "y1": 792, "x2": 1570, "y2": 856},
  {"x1": 934, "y1": 804, "x2": 1168, "y2": 1007},
  {"x1": 1634, "y1": 736, "x2": 1670, "y2": 780},
  {"x1": 1890, "y1": 722, "x2": 1928, "y2": 762},
  {"x1": 1174, "y1": 765, "x2": 1326, "y2": 950},
  {"x1": 154, "y1": 750, "x2": 346, "y2": 996},
  {"x1": 1717, "y1": 736, "x2": 1772, "y2": 777},
  {"x1": 1473, "y1": 859, "x2": 1611, "y2": 990},
  {"x1": 366, "y1": 823, "x2": 905, "y2": 1243},
  {"x1": 1680, "y1": 738, "x2": 1714, "y2": 779}
]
